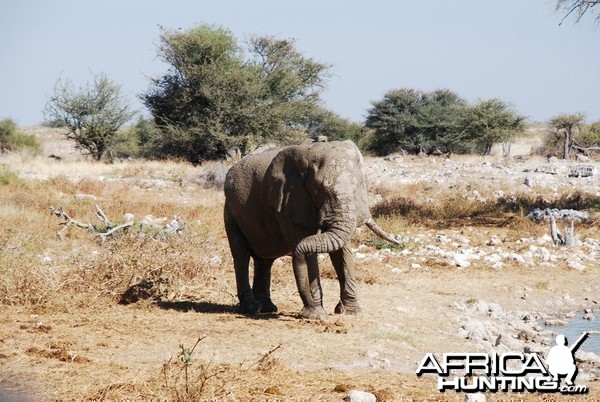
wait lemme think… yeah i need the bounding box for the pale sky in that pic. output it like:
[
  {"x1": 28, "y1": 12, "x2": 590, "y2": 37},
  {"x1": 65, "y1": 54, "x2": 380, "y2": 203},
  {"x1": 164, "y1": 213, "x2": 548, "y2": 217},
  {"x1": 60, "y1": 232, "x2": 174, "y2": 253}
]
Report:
[{"x1": 1, "y1": 0, "x2": 599, "y2": 126}]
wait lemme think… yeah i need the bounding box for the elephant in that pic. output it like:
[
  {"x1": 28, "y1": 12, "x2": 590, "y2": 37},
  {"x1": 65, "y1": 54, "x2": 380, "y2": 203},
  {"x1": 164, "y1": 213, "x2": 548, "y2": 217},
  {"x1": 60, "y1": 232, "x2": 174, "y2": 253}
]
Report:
[{"x1": 223, "y1": 140, "x2": 399, "y2": 320}]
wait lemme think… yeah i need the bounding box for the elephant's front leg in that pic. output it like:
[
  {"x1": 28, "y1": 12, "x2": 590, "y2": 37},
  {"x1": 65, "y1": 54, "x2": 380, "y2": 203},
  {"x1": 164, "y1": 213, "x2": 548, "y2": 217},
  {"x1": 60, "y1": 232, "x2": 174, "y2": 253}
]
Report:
[
  {"x1": 330, "y1": 245, "x2": 362, "y2": 315},
  {"x1": 293, "y1": 252, "x2": 327, "y2": 320}
]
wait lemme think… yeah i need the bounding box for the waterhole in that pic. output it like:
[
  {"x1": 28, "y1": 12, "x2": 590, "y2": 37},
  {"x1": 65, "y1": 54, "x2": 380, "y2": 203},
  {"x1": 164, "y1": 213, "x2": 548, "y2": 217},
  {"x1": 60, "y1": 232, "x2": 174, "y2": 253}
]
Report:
[{"x1": 543, "y1": 312, "x2": 599, "y2": 355}]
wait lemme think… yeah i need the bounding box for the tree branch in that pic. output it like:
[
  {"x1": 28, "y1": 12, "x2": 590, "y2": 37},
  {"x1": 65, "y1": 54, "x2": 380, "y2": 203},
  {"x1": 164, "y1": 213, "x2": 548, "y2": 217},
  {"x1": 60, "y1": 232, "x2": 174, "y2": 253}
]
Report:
[{"x1": 97, "y1": 221, "x2": 134, "y2": 243}]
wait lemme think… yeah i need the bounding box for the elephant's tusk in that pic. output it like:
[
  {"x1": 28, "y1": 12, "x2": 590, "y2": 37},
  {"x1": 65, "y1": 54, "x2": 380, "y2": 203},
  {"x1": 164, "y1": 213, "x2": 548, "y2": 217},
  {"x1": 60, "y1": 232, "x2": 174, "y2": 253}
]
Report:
[{"x1": 365, "y1": 218, "x2": 401, "y2": 245}]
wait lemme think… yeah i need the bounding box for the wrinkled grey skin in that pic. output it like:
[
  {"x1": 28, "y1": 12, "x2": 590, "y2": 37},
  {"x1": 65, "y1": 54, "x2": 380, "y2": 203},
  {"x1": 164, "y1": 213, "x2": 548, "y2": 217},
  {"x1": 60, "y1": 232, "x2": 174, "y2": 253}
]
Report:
[{"x1": 223, "y1": 140, "x2": 399, "y2": 320}]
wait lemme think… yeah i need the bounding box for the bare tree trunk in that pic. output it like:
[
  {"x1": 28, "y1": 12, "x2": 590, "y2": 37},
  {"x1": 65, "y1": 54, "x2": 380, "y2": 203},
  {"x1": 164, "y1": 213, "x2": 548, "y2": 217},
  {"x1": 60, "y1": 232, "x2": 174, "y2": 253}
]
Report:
[
  {"x1": 502, "y1": 140, "x2": 511, "y2": 158},
  {"x1": 550, "y1": 216, "x2": 576, "y2": 247},
  {"x1": 564, "y1": 220, "x2": 576, "y2": 247},
  {"x1": 550, "y1": 215, "x2": 564, "y2": 246},
  {"x1": 563, "y1": 128, "x2": 571, "y2": 159}
]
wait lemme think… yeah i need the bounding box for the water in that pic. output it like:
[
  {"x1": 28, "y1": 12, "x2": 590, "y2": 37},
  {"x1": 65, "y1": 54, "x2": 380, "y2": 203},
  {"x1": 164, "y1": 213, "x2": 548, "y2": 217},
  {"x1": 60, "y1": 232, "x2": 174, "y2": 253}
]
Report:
[{"x1": 542, "y1": 312, "x2": 600, "y2": 355}]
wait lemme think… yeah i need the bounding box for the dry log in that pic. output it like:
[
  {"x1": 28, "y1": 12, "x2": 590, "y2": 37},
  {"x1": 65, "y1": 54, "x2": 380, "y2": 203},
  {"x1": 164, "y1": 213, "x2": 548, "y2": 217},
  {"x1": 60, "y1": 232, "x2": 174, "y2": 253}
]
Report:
[{"x1": 50, "y1": 204, "x2": 183, "y2": 242}]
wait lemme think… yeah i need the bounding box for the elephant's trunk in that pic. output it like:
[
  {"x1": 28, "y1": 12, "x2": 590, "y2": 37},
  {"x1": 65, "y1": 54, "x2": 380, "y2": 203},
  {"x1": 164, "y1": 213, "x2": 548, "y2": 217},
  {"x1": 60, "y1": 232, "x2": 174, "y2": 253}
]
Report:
[
  {"x1": 295, "y1": 220, "x2": 354, "y2": 256},
  {"x1": 366, "y1": 218, "x2": 400, "y2": 245}
]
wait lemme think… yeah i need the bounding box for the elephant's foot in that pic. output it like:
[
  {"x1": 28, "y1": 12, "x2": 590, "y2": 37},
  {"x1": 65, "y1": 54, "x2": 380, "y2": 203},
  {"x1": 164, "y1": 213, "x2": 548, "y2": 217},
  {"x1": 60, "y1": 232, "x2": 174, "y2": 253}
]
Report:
[
  {"x1": 298, "y1": 306, "x2": 328, "y2": 321},
  {"x1": 258, "y1": 299, "x2": 278, "y2": 313},
  {"x1": 334, "y1": 301, "x2": 362, "y2": 315},
  {"x1": 239, "y1": 298, "x2": 278, "y2": 315},
  {"x1": 238, "y1": 299, "x2": 260, "y2": 314}
]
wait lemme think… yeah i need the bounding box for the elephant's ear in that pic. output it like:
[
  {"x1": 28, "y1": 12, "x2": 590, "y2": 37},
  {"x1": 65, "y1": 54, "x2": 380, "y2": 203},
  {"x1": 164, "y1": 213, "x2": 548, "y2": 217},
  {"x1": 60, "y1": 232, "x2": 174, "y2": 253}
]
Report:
[{"x1": 266, "y1": 147, "x2": 318, "y2": 226}]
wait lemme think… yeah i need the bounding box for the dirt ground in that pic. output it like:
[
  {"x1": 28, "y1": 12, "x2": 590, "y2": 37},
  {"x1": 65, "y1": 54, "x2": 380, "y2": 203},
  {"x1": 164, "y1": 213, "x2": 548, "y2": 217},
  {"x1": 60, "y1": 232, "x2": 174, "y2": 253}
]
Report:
[
  {"x1": 0, "y1": 128, "x2": 599, "y2": 401},
  {"x1": 2, "y1": 266, "x2": 598, "y2": 401}
]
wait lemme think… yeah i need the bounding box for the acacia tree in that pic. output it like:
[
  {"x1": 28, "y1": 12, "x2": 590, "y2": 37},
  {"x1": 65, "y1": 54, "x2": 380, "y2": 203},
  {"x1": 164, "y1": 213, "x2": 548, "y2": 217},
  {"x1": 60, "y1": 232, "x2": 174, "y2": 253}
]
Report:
[
  {"x1": 365, "y1": 88, "x2": 468, "y2": 155},
  {"x1": 556, "y1": 0, "x2": 600, "y2": 24},
  {"x1": 548, "y1": 113, "x2": 585, "y2": 159},
  {"x1": 458, "y1": 99, "x2": 527, "y2": 156},
  {"x1": 365, "y1": 89, "x2": 527, "y2": 156},
  {"x1": 44, "y1": 73, "x2": 135, "y2": 160},
  {"x1": 141, "y1": 25, "x2": 334, "y2": 163}
]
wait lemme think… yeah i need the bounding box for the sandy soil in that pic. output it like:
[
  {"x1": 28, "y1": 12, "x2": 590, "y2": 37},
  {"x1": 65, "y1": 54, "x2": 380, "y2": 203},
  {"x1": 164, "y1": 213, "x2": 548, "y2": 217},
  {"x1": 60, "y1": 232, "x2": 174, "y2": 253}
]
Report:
[{"x1": 1, "y1": 265, "x2": 598, "y2": 400}]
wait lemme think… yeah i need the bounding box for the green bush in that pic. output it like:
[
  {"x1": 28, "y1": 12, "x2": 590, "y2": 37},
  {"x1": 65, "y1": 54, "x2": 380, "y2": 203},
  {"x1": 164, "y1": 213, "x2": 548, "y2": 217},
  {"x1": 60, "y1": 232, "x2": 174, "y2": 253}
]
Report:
[
  {"x1": 105, "y1": 128, "x2": 141, "y2": 159},
  {"x1": 0, "y1": 118, "x2": 42, "y2": 154},
  {"x1": 364, "y1": 89, "x2": 526, "y2": 156},
  {"x1": 577, "y1": 121, "x2": 600, "y2": 148},
  {"x1": 0, "y1": 168, "x2": 20, "y2": 185}
]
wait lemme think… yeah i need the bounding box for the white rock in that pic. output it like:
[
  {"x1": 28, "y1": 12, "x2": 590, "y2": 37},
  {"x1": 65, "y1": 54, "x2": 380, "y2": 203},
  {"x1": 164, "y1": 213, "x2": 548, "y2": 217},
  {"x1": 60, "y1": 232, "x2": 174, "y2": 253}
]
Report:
[
  {"x1": 576, "y1": 351, "x2": 600, "y2": 364},
  {"x1": 492, "y1": 262, "x2": 504, "y2": 270},
  {"x1": 484, "y1": 254, "x2": 502, "y2": 264},
  {"x1": 344, "y1": 390, "x2": 376, "y2": 402},
  {"x1": 506, "y1": 253, "x2": 526, "y2": 264},
  {"x1": 567, "y1": 260, "x2": 585, "y2": 270},
  {"x1": 208, "y1": 256, "x2": 222, "y2": 266},
  {"x1": 537, "y1": 247, "x2": 551, "y2": 261},
  {"x1": 365, "y1": 350, "x2": 391, "y2": 369},
  {"x1": 74, "y1": 193, "x2": 97, "y2": 200},
  {"x1": 463, "y1": 320, "x2": 489, "y2": 341},
  {"x1": 487, "y1": 237, "x2": 502, "y2": 246},
  {"x1": 410, "y1": 263, "x2": 422, "y2": 269},
  {"x1": 453, "y1": 253, "x2": 471, "y2": 268},
  {"x1": 487, "y1": 303, "x2": 504, "y2": 317},
  {"x1": 464, "y1": 392, "x2": 487, "y2": 402}
]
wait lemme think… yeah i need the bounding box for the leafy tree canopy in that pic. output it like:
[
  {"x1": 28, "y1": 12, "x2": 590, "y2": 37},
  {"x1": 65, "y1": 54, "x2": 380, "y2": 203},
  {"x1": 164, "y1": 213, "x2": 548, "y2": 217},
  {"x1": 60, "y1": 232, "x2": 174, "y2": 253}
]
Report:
[
  {"x1": 548, "y1": 113, "x2": 585, "y2": 159},
  {"x1": 44, "y1": 73, "x2": 135, "y2": 160},
  {"x1": 141, "y1": 24, "x2": 346, "y2": 163},
  {"x1": 365, "y1": 88, "x2": 526, "y2": 156}
]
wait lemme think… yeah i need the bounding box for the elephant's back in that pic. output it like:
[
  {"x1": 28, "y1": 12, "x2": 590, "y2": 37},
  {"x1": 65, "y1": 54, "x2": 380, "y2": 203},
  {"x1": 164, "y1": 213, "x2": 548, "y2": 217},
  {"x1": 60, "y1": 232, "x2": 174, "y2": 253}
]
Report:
[{"x1": 224, "y1": 149, "x2": 278, "y2": 204}]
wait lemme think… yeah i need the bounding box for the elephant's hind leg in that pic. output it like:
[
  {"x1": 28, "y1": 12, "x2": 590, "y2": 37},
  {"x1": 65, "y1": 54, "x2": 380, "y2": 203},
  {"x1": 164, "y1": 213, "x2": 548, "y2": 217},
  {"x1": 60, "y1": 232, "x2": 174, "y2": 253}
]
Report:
[
  {"x1": 330, "y1": 245, "x2": 362, "y2": 315},
  {"x1": 252, "y1": 257, "x2": 278, "y2": 313},
  {"x1": 224, "y1": 207, "x2": 260, "y2": 314}
]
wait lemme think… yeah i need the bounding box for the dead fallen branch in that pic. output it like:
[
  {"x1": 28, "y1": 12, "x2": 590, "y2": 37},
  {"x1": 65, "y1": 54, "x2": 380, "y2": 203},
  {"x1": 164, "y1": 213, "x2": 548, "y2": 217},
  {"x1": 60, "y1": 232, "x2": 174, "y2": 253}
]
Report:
[
  {"x1": 50, "y1": 206, "x2": 94, "y2": 239},
  {"x1": 97, "y1": 221, "x2": 134, "y2": 243},
  {"x1": 50, "y1": 203, "x2": 184, "y2": 242}
]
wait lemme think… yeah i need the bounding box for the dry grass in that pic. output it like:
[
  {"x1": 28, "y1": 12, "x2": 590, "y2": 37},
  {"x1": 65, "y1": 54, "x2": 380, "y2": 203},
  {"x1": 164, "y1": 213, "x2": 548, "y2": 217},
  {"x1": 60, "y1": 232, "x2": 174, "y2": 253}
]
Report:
[{"x1": 1, "y1": 144, "x2": 599, "y2": 400}]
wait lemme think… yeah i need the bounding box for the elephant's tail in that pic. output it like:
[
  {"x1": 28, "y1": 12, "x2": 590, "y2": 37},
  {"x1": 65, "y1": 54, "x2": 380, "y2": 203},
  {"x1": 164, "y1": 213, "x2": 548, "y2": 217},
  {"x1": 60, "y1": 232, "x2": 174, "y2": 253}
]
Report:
[{"x1": 365, "y1": 218, "x2": 401, "y2": 245}]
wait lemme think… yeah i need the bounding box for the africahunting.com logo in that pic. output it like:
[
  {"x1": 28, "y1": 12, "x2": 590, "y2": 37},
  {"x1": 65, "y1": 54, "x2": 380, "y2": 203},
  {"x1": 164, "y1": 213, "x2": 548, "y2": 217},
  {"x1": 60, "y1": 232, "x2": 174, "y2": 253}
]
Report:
[{"x1": 416, "y1": 332, "x2": 590, "y2": 394}]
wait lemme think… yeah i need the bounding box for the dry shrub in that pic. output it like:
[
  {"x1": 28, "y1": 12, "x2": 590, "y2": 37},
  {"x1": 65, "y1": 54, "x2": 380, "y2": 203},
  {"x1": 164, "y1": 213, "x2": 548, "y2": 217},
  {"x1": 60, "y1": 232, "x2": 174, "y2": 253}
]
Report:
[
  {"x1": 372, "y1": 194, "x2": 499, "y2": 227},
  {"x1": 372, "y1": 190, "x2": 600, "y2": 229},
  {"x1": 66, "y1": 231, "x2": 229, "y2": 304},
  {"x1": 158, "y1": 337, "x2": 233, "y2": 401}
]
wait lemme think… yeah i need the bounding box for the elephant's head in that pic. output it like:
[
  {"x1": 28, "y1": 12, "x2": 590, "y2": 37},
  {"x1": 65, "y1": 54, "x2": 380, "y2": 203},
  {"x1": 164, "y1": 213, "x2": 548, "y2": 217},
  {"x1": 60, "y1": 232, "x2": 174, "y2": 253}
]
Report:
[{"x1": 266, "y1": 140, "x2": 395, "y2": 256}]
